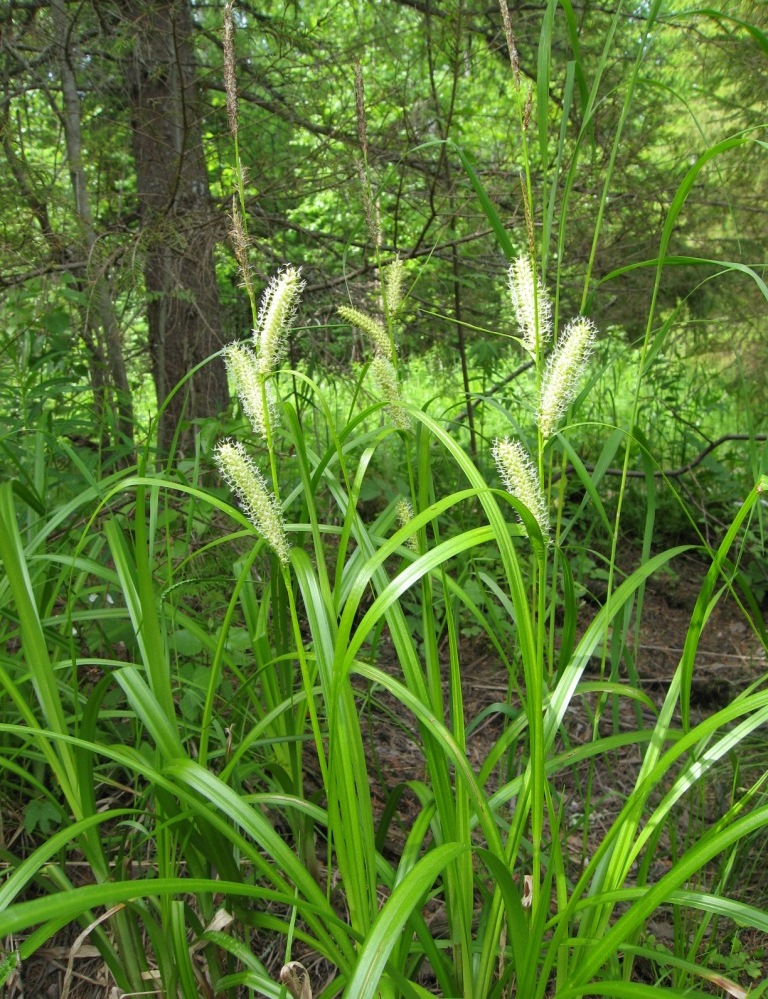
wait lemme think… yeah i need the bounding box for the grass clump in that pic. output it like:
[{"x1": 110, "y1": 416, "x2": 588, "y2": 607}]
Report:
[{"x1": 0, "y1": 2, "x2": 766, "y2": 998}]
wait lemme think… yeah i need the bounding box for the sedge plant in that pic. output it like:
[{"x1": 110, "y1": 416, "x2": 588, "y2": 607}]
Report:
[{"x1": 0, "y1": 2, "x2": 766, "y2": 998}]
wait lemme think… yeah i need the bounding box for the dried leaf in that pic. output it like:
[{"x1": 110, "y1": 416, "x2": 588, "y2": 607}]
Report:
[
  {"x1": 521, "y1": 874, "x2": 533, "y2": 908},
  {"x1": 707, "y1": 973, "x2": 748, "y2": 999},
  {"x1": 280, "y1": 960, "x2": 312, "y2": 999}
]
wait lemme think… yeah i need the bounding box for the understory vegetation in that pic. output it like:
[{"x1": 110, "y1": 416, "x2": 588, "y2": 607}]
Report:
[{"x1": 0, "y1": 1, "x2": 767, "y2": 997}]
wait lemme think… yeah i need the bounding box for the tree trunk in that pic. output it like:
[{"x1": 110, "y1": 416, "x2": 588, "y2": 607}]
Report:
[
  {"x1": 123, "y1": 0, "x2": 227, "y2": 452},
  {"x1": 51, "y1": 0, "x2": 135, "y2": 450}
]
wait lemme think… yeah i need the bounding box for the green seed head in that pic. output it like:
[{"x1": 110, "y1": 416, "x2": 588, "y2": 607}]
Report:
[
  {"x1": 395, "y1": 497, "x2": 419, "y2": 551},
  {"x1": 385, "y1": 256, "x2": 405, "y2": 319},
  {"x1": 371, "y1": 355, "x2": 411, "y2": 431},
  {"x1": 338, "y1": 305, "x2": 394, "y2": 362}
]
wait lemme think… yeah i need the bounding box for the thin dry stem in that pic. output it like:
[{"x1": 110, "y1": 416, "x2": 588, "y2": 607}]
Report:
[
  {"x1": 353, "y1": 62, "x2": 380, "y2": 247},
  {"x1": 354, "y1": 61, "x2": 368, "y2": 160}
]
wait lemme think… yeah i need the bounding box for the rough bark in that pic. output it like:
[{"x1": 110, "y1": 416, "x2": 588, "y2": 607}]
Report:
[{"x1": 123, "y1": 0, "x2": 227, "y2": 451}]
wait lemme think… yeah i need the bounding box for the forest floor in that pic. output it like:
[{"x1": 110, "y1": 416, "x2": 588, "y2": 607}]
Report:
[{"x1": 11, "y1": 553, "x2": 768, "y2": 998}]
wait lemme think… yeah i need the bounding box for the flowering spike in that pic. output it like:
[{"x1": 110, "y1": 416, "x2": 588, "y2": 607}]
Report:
[
  {"x1": 508, "y1": 255, "x2": 552, "y2": 356},
  {"x1": 385, "y1": 256, "x2": 405, "y2": 319},
  {"x1": 214, "y1": 439, "x2": 290, "y2": 565},
  {"x1": 229, "y1": 200, "x2": 254, "y2": 302},
  {"x1": 537, "y1": 317, "x2": 596, "y2": 439},
  {"x1": 223, "y1": 342, "x2": 274, "y2": 440},
  {"x1": 492, "y1": 437, "x2": 550, "y2": 540},
  {"x1": 371, "y1": 355, "x2": 411, "y2": 431},
  {"x1": 395, "y1": 497, "x2": 419, "y2": 551},
  {"x1": 338, "y1": 305, "x2": 393, "y2": 362},
  {"x1": 254, "y1": 267, "x2": 304, "y2": 375}
]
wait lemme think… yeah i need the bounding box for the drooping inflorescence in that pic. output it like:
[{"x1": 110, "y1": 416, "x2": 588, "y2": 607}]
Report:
[
  {"x1": 338, "y1": 306, "x2": 394, "y2": 364},
  {"x1": 338, "y1": 270, "x2": 411, "y2": 431},
  {"x1": 213, "y1": 439, "x2": 290, "y2": 565}
]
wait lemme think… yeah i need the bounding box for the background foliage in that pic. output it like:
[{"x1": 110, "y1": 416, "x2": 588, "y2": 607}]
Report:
[{"x1": 1, "y1": 0, "x2": 766, "y2": 454}]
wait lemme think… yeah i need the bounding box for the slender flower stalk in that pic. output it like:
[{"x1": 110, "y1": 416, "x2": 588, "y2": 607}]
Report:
[
  {"x1": 492, "y1": 437, "x2": 550, "y2": 540},
  {"x1": 214, "y1": 439, "x2": 290, "y2": 565},
  {"x1": 354, "y1": 61, "x2": 380, "y2": 248},
  {"x1": 508, "y1": 254, "x2": 552, "y2": 356},
  {"x1": 254, "y1": 267, "x2": 305, "y2": 375},
  {"x1": 537, "y1": 317, "x2": 596, "y2": 439}
]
